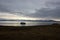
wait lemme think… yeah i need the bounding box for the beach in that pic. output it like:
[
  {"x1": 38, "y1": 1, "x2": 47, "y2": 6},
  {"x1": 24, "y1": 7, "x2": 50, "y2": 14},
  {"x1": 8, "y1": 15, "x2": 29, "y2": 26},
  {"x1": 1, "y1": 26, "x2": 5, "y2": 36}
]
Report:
[{"x1": 0, "y1": 25, "x2": 60, "y2": 40}]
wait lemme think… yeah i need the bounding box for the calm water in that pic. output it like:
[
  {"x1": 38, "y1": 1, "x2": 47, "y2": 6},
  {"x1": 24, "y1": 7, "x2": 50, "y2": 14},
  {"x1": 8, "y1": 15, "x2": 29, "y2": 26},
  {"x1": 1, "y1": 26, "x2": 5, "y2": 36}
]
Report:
[{"x1": 0, "y1": 21, "x2": 58, "y2": 26}]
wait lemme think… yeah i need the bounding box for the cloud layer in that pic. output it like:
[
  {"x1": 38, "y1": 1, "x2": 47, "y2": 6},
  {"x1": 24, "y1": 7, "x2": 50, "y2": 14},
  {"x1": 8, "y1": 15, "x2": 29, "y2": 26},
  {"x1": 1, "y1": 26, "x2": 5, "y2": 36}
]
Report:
[{"x1": 0, "y1": 0, "x2": 60, "y2": 20}]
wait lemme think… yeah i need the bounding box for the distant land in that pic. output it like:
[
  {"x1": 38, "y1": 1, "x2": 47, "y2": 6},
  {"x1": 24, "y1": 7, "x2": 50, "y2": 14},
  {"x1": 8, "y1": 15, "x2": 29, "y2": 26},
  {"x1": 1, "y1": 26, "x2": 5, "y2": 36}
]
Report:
[{"x1": 0, "y1": 18, "x2": 58, "y2": 22}]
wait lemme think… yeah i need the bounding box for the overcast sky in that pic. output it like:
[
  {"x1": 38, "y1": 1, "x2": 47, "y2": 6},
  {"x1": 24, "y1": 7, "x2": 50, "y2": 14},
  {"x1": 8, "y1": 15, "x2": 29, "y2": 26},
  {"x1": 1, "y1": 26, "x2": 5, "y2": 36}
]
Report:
[{"x1": 0, "y1": 0, "x2": 60, "y2": 21}]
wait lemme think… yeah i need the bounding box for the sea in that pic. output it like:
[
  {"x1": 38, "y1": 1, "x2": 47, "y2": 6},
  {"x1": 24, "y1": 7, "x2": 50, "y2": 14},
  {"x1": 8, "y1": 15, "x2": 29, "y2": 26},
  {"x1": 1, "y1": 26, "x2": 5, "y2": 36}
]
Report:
[{"x1": 0, "y1": 20, "x2": 58, "y2": 26}]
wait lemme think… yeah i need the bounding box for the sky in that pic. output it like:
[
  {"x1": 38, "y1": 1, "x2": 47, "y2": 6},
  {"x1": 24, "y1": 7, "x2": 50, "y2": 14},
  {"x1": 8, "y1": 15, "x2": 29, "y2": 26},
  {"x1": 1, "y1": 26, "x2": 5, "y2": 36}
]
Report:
[{"x1": 0, "y1": 0, "x2": 60, "y2": 21}]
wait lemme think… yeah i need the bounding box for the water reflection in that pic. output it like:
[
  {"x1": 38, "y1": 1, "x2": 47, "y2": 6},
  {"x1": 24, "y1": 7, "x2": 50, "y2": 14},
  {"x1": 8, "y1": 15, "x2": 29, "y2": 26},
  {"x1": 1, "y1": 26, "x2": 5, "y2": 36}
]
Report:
[{"x1": 0, "y1": 21, "x2": 58, "y2": 26}]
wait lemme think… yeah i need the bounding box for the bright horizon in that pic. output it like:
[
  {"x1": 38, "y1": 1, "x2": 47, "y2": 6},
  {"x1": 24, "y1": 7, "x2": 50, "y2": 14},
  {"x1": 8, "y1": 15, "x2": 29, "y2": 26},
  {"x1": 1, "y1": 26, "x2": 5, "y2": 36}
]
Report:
[
  {"x1": 0, "y1": 12, "x2": 60, "y2": 21},
  {"x1": 0, "y1": 12, "x2": 47, "y2": 20}
]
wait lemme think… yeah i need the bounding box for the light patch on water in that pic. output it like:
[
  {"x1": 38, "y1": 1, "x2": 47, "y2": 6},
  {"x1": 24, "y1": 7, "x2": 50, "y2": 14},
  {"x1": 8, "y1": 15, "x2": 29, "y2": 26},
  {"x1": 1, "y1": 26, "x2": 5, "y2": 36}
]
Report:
[{"x1": 0, "y1": 21, "x2": 58, "y2": 26}]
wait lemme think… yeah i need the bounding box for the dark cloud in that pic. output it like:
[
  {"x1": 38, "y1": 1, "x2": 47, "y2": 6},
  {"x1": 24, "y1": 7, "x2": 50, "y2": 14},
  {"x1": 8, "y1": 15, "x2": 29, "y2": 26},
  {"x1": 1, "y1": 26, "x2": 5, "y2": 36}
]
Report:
[
  {"x1": 0, "y1": 4, "x2": 10, "y2": 12},
  {"x1": 23, "y1": 1, "x2": 60, "y2": 20},
  {"x1": 45, "y1": 0, "x2": 60, "y2": 8},
  {"x1": 0, "y1": 0, "x2": 40, "y2": 13},
  {"x1": 30, "y1": 7, "x2": 60, "y2": 19}
]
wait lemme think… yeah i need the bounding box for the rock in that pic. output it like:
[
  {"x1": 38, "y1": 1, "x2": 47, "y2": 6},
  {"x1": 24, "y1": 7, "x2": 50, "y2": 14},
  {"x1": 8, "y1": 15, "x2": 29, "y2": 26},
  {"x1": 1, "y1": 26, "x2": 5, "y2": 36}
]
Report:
[{"x1": 20, "y1": 22, "x2": 26, "y2": 25}]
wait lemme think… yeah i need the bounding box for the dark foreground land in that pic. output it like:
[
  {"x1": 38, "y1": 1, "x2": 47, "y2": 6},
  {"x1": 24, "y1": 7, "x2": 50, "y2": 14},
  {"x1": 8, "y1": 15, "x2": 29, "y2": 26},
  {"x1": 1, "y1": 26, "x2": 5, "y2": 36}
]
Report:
[{"x1": 0, "y1": 25, "x2": 60, "y2": 40}]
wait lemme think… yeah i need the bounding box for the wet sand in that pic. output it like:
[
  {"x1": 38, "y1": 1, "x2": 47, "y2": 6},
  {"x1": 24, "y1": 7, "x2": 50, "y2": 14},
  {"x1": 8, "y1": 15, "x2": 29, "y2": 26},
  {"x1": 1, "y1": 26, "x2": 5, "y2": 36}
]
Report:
[{"x1": 0, "y1": 25, "x2": 60, "y2": 40}]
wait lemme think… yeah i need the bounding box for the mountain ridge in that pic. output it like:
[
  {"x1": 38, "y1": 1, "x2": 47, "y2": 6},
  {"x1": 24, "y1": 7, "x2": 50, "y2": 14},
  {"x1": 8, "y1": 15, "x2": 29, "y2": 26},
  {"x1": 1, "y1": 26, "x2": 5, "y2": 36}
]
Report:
[{"x1": 0, "y1": 18, "x2": 57, "y2": 22}]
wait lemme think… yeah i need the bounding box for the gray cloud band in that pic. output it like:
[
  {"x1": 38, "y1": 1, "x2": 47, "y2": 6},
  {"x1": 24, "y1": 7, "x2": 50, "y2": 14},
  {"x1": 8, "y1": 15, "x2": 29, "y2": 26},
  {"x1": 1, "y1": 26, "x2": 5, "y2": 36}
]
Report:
[{"x1": 26, "y1": 7, "x2": 60, "y2": 19}]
